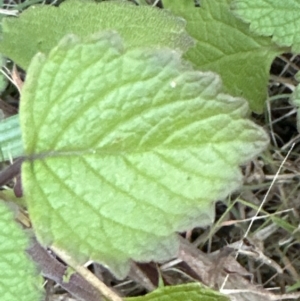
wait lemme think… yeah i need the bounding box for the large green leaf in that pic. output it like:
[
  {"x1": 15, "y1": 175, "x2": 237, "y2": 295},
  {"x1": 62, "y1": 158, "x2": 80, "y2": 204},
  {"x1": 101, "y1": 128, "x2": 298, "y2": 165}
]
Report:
[
  {"x1": 0, "y1": 201, "x2": 43, "y2": 301},
  {"x1": 163, "y1": 0, "x2": 282, "y2": 113},
  {"x1": 20, "y1": 31, "x2": 268, "y2": 278},
  {"x1": 126, "y1": 283, "x2": 229, "y2": 301},
  {"x1": 231, "y1": 0, "x2": 300, "y2": 53},
  {"x1": 0, "y1": 0, "x2": 193, "y2": 70}
]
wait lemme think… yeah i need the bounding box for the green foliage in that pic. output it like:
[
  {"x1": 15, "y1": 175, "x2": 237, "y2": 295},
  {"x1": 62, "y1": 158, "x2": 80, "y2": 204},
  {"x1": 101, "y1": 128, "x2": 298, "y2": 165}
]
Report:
[
  {"x1": 0, "y1": 115, "x2": 23, "y2": 161},
  {"x1": 0, "y1": 201, "x2": 43, "y2": 301},
  {"x1": 0, "y1": 56, "x2": 7, "y2": 93},
  {"x1": 163, "y1": 0, "x2": 282, "y2": 113},
  {"x1": 0, "y1": 73, "x2": 6, "y2": 94},
  {"x1": 20, "y1": 31, "x2": 268, "y2": 278},
  {"x1": 126, "y1": 283, "x2": 230, "y2": 301},
  {"x1": 0, "y1": 0, "x2": 285, "y2": 299},
  {"x1": 231, "y1": 0, "x2": 300, "y2": 53},
  {"x1": 223, "y1": 0, "x2": 300, "y2": 289},
  {"x1": 0, "y1": 0, "x2": 193, "y2": 70}
]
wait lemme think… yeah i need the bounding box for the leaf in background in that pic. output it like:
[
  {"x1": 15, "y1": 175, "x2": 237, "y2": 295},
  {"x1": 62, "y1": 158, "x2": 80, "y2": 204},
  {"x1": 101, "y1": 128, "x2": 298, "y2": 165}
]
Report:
[
  {"x1": 0, "y1": 56, "x2": 7, "y2": 93},
  {"x1": 163, "y1": 0, "x2": 282, "y2": 113},
  {"x1": 20, "y1": 31, "x2": 268, "y2": 278},
  {"x1": 0, "y1": 201, "x2": 43, "y2": 301},
  {"x1": 126, "y1": 283, "x2": 230, "y2": 301},
  {"x1": 231, "y1": 0, "x2": 300, "y2": 53},
  {"x1": 0, "y1": 115, "x2": 23, "y2": 161},
  {"x1": 0, "y1": 0, "x2": 193, "y2": 70},
  {"x1": 0, "y1": 72, "x2": 6, "y2": 94}
]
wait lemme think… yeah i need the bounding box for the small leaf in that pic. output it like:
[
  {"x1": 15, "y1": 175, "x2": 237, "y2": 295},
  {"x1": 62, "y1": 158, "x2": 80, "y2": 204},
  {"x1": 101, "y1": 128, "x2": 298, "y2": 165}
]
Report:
[
  {"x1": 0, "y1": 201, "x2": 43, "y2": 301},
  {"x1": 0, "y1": 115, "x2": 24, "y2": 161},
  {"x1": 126, "y1": 283, "x2": 230, "y2": 301},
  {"x1": 231, "y1": 0, "x2": 300, "y2": 53},
  {"x1": 0, "y1": 0, "x2": 193, "y2": 70},
  {"x1": 20, "y1": 31, "x2": 268, "y2": 278},
  {"x1": 163, "y1": 0, "x2": 282, "y2": 113},
  {"x1": 0, "y1": 56, "x2": 7, "y2": 93}
]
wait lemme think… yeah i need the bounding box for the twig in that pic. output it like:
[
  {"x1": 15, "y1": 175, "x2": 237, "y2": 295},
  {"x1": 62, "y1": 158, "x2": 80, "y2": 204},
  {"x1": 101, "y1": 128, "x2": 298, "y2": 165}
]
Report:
[
  {"x1": 0, "y1": 8, "x2": 18, "y2": 16},
  {"x1": 129, "y1": 262, "x2": 157, "y2": 291},
  {"x1": 50, "y1": 244, "x2": 123, "y2": 301},
  {"x1": 27, "y1": 238, "x2": 103, "y2": 301},
  {"x1": 177, "y1": 236, "x2": 300, "y2": 301}
]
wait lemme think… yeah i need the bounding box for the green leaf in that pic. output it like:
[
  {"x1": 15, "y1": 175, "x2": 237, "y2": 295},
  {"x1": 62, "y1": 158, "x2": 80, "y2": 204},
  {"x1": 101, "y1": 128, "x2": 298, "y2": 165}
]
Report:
[
  {"x1": 0, "y1": 115, "x2": 24, "y2": 161},
  {"x1": 20, "y1": 31, "x2": 268, "y2": 278},
  {"x1": 231, "y1": 0, "x2": 300, "y2": 53},
  {"x1": 126, "y1": 283, "x2": 230, "y2": 301},
  {"x1": 0, "y1": 72, "x2": 7, "y2": 94},
  {"x1": 0, "y1": 189, "x2": 27, "y2": 208},
  {"x1": 0, "y1": 56, "x2": 7, "y2": 93},
  {"x1": 0, "y1": 0, "x2": 193, "y2": 70},
  {"x1": 163, "y1": 0, "x2": 282, "y2": 113},
  {"x1": 0, "y1": 201, "x2": 43, "y2": 301},
  {"x1": 271, "y1": 216, "x2": 296, "y2": 234}
]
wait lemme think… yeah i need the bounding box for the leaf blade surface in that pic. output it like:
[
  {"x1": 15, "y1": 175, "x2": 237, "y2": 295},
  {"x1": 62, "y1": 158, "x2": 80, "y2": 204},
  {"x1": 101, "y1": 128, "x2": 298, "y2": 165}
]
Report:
[
  {"x1": 21, "y1": 31, "x2": 268, "y2": 278},
  {"x1": 0, "y1": 201, "x2": 43, "y2": 301},
  {"x1": 0, "y1": 0, "x2": 193, "y2": 70},
  {"x1": 0, "y1": 115, "x2": 23, "y2": 160},
  {"x1": 231, "y1": 0, "x2": 300, "y2": 52},
  {"x1": 163, "y1": 0, "x2": 282, "y2": 113}
]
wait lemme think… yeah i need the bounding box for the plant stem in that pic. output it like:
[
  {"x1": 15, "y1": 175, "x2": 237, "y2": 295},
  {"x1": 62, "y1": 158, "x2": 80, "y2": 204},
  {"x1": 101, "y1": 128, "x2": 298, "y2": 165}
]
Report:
[
  {"x1": 50, "y1": 244, "x2": 123, "y2": 301},
  {"x1": 0, "y1": 157, "x2": 23, "y2": 186},
  {"x1": 28, "y1": 238, "x2": 103, "y2": 301}
]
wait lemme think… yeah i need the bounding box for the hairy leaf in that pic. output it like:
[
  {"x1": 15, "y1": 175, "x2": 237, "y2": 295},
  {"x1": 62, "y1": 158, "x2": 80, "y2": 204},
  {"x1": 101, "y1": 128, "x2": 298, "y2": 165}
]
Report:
[
  {"x1": 163, "y1": 0, "x2": 282, "y2": 113},
  {"x1": 0, "y1": 0, "x2": 193, "y2": 70},
  {"x1": 231, "y1": 0, "x2": 300, "y2": 53},
  {"x1": 126, "y1": 283, "x2": 229, "y2": 301},
  {"x1": 0, "y1": 201, "x2": 43, "y2": 301},
  {"x1": 20, "y1": 31, "x2": 268, "y2": 278}
]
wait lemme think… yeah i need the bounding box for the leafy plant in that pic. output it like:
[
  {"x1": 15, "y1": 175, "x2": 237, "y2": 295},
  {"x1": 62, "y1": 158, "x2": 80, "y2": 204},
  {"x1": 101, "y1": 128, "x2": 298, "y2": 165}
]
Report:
[
  {"x1": 0, "y1": 201, "x2": 43, "y2": 300},
  {"x1": 20, "y1": 30, "x2": 267, "y2": 279},
  {"x1": 231, "y1": 0, "x2": 300, "y2": 52},
  {"x1": 0, "y1": 0, "x2": 193, "y2": 70},
  {"x1": 163, "y1": 0, "x2": 283, "y2": 113},
  {"x1": 1, "y1": 0, "x2": 299, "y2": 300},
  {"x1": 231, "y1": 0, "x2": 300, "y2": 137}
]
